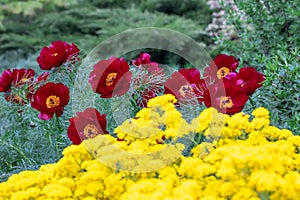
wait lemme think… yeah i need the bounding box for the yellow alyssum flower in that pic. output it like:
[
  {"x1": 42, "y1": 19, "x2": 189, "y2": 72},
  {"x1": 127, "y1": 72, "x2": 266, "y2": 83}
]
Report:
[
  {"x1": 0, "y1": 95, "x2": 299, "y2": 200},
  {"x1": 252, "y1": 107, "x2": 270, "y2": 119}
]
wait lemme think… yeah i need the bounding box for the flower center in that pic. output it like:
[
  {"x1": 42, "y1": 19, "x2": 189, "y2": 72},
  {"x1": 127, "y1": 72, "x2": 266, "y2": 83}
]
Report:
[
  {"x1": 83, "y1": 124, "x2": 99, "y2": 139},
  {"x1": 105, "y1": 73, "x2": 118, "y2": 86},
  {"x1": 20, "y1": 78, "x2": 28, "y2": 83},
  {"x1": 179, "y1": 84, "x2": 193, "y2": 97},
  {"x1": 14, "y1": 94, "x2": 21, "y2": 103},
  {"x1": 217, "y1": 67, "x2": 230, "y2": 79},
  {"x1": 52, "y1": 53, "x2": 58, "y2": 57},
  {"x1": 7, "y1": 94, "x2": 22, "y2": 103},
  {"x1": 46, "y1": 95, "x2": 60, "y2": 108},
  {"x1": 220, "y1": 96, "x2": 234, "y2": 109}
]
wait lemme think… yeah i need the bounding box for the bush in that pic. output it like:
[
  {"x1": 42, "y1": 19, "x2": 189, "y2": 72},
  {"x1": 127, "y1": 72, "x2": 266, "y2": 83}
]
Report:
[
  {"x1": 258, "y1": 48, "x2": 300, "y2": 134},
  {"x1": 139, "y1": 0, "x2": 212, "y2": 27},
  {"x1": 0, "y1": 5, "x2": 211, "y2": 70},
  {"x1": 218, "y1": 0, "x2": 300, "y2": 67},
  {"x1": 217, "y1": 0, "x2": 300, "y2": 134}
]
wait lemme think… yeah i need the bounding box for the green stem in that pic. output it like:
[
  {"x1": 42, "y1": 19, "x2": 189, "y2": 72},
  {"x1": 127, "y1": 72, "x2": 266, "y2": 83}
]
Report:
[
  {"x1": 249, "y1": 96, "x2": 255, "y2": 107},
  {"x1": 129, "y1": 96, "x2": 139, "y2": 113},
  {"x1": 54, "y1": 115, "x2": 63, "y2": 133},
  {"x1": 108, "y1": 101, "x2": 123, "y2": 127}
]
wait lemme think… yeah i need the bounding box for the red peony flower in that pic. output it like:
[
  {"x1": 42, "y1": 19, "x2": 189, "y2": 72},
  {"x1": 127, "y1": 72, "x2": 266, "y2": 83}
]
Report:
[
  {"x1": 65, "y1": 42, "x2": 80, "y2": 63},
  {"x1": 164, "y1": 68, "x2": 205, "y2": 104},
  {"x1": 204, "y1": 54, "x2": 239, "y2": 82},
  {"x1": 204, "y1": 77, "x2": 248, "y2": 115},
  {"x1": 236, "y1": 67, "x2": 265, "y2": 95},
  {"x1": 67, "y1": 108, "x2": 109, "y2": 145},
  {"x1": 31, "y1": 82, "x2": 70, "y2": 120},
  {"x1": 88, "y1": 57, "x2": 132, "y2": 98},
  {"x1": 132, "y1": 52, "x2": 162, "y2": 73},
  {"x1": 1, "y1": 68, "x2": 35, "y2": 104},
  {"x1": 0, "y1": 69, "x2": 13, "y2": 92},
  {"x1": 37, "y1": 40, "x2": 80, "y2": 70},
  {"x1": 11, "y1": 68, "x2": 35, "y2": 86}
]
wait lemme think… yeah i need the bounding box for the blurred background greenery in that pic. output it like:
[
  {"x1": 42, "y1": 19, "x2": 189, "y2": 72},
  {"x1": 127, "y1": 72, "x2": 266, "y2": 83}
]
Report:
[{"x1": 0, "y1": 0, "x2": 214, "y2": 69}]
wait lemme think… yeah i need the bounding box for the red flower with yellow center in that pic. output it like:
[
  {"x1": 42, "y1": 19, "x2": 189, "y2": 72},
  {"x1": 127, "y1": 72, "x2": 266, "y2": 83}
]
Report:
[
  {"x1": 88, "y1": 57, "x2": 132, "y2": 98},
  {"x1": 164, "y1": 68, "x2": 205, "y2": 104},
  {"x1": 1, "y1": 68, "x2": 35, "y2": 104},
  {"x1": 203, "y1": 78, "x2": 248, "y2": 115},
  {"x1": 204, "y1": 54, "x2": 238, "y2": 82},
  {"x1": 31, "y1": 82, "x2": 70, "y2": 120},
  {"x1": 67, "y1": 108, "x2": 109, "y2": 145},
  {"x1": 37, "y1": 40, "x2": 80, "y2": 70},
  {"x1": 216, "y1": 67, "x2": 230, "y2": 79},
  {"x1": 12, "y1": 68, "x2": 35, "y2": 87}
]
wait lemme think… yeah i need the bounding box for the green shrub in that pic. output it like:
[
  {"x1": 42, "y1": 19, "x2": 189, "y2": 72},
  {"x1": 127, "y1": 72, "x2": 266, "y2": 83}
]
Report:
[
  {"x1": 218, "y1": 0, "x2": 300, "y2": 67},
  {"x1": 0, "y1": 6, "x2": 210, "y2": 70},
  {"x1": 258, "y1": 48, "x2": 300, "y2": 134},
  {"x1": 216, "y1": 0, "x2": 300, "y2": 134},
  {"x1": 139, "y1": 0, "x2": 212, "y2": 27}
]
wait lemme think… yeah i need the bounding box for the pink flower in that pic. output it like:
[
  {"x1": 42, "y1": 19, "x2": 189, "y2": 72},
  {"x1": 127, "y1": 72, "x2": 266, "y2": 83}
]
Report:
[{"x1": 132, "y1": 52, "x2": 162, "y2": 73}]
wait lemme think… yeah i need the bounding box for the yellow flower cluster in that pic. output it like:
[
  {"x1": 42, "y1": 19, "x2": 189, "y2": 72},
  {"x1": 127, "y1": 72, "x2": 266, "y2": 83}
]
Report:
[
  {"x1": 0, "y1": 94, "x2": 299, "y2": 200},
  {"x1": 115, "y1": 94, "x2": 190, "y2": 144}
]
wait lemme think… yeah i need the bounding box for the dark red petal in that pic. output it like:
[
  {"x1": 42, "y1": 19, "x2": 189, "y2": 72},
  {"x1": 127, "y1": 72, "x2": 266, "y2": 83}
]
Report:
[
  {"x1": 89, "y1": 57, "x2": 131, "y2": 98},
  {"x1": 0, "y1": 69, "x2": 13, "y2": 92},
  {"x1": 67, "y1": 118, "x2": 83, "y2": 145},
  {"x1": 179, "y1": 68, "x2": 201, "y2": 84},
  {"x1": 37, "y1": 41, "x2": 68, "y2": 70},
  {"x1": 114, "y1": 71, "x2": 132, "y2": 97}
]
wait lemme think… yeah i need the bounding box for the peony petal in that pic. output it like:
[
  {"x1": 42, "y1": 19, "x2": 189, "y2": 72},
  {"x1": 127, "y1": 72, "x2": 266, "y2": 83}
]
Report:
[{"x1": 38, "y1": 112, "x2": 54, "y2": 120}]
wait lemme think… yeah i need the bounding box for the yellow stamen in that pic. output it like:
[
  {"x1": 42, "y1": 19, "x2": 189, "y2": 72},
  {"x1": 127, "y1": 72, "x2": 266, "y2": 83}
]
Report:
[
  {"x1": 179, "y1": 85, "x2": 193, "y2": 97},
  {"x1": 105, "y1": 73, "x2": 118, "y2": 86},
  {"x1": 53, "y1": 53, "x2": 58, "y2": 57},
  {"x1": 10, "y1": 94, "x2": 22, "y2": 103},
  {"x1": 20, "y1": 78, "x2": 28, "y2": 83},
  {"x1": 220, "y1": 96, "x2": 234, "y2": 109},
  {"x1": 83, "y1": 124, "x2": 99, "y2": 138},
  {"x1": 46, "y1": 95, "x2": 60, "y2": 108},
  {"x1": 217, "y1": 67, "x2": 230, "y2": 79}
]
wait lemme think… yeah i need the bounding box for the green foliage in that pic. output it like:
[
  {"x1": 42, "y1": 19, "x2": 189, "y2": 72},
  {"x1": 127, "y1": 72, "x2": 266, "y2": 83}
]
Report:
[
  {"x1": 0, "y1": 96, "x2": 71, "y2": 182},
  {"x1": 218, "y1": 0, "x2": 300, "y2": 67},
  {"x1": 217, "y1": 0, "x2": 300, "y2": 134},
  {"x1": 0, "y1": 0, "x2": 78, "y2": 30},
  {"x1": 138, "y1": 0, "x2": 212, "y2": 27},
  {"x1": 259, "y1": 48, "x2": 300, "y2": 134},
  {"x1": 0, "y1": 60, "x2": 84, "y2": 182},
  {"x1": 0, "y1": 0, "x2": 213, "y2": 71},
  {"x1": 0, "y1": 6, "x2": 211, "y2": 70}
]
